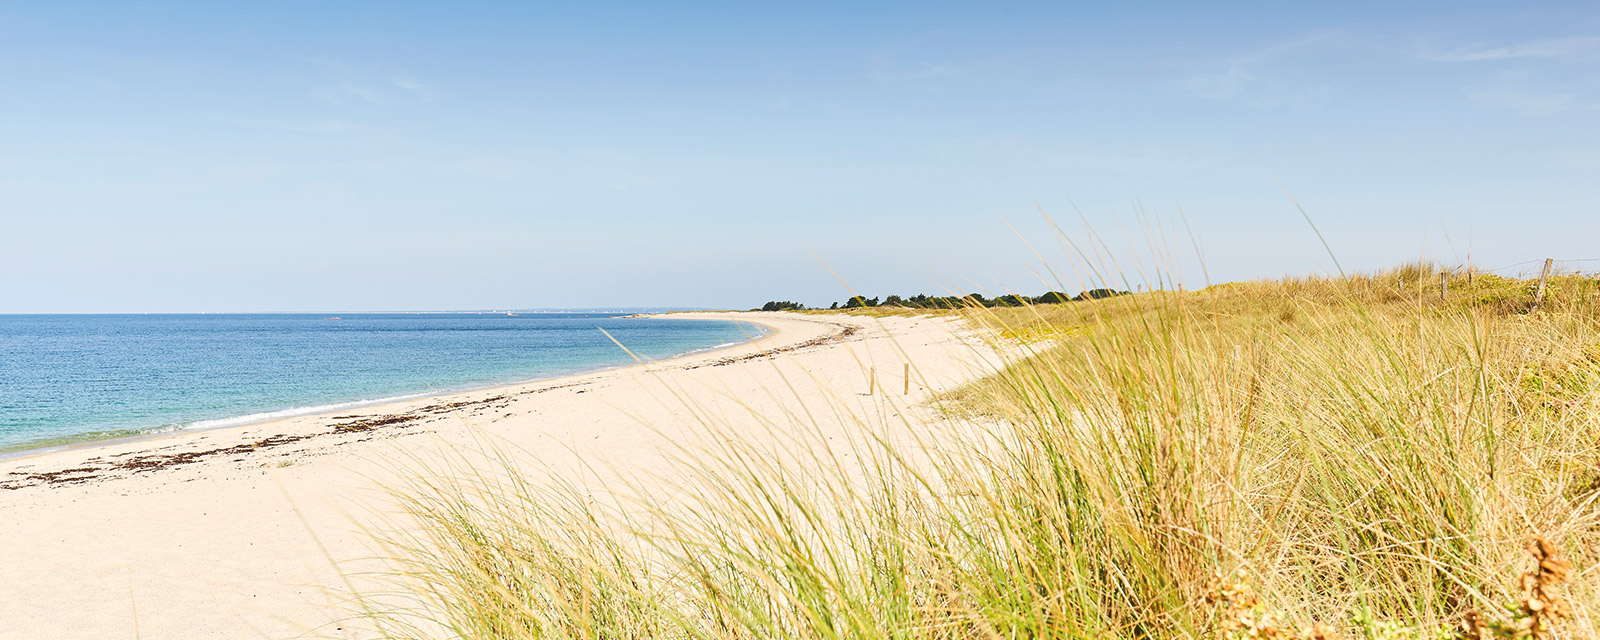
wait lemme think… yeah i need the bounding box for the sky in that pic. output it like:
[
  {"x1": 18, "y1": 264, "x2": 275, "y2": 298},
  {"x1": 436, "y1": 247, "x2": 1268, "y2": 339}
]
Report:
[{"x1": 1, "y1": 1, "x2": 1597, "y2": 312}]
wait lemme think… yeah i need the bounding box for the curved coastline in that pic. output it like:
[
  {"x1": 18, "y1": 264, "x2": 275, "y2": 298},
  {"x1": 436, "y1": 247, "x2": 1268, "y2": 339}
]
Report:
[
  {"x1": 0, "y1": 313, "x2": 782, "y2": 465},
  {"x1": 0, "y1": 310, "x2": 986, "y2": 639}
]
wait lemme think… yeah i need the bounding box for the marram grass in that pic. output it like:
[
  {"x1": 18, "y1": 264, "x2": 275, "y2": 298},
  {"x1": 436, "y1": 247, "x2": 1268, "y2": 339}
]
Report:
[{"x1": 364, "y1": 264, "x2": 1600, "y2": 639}]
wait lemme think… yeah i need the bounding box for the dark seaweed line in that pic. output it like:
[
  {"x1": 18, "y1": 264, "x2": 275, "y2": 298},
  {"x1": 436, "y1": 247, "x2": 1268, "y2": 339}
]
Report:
[{"x1": 0, "y1": 319, "x2": 854, "y2": 490}]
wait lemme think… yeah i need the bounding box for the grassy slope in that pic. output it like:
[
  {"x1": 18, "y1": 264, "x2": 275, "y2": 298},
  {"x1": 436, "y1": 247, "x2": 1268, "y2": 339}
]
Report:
[{"x1": 369, "y1": 265, "x2": 1600, "y2": 640}]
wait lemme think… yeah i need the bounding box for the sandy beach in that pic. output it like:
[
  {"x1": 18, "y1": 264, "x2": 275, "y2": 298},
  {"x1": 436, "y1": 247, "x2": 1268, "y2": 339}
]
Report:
[{"x1": 0, "y1": 311, "x2": 992, "y2": 639}]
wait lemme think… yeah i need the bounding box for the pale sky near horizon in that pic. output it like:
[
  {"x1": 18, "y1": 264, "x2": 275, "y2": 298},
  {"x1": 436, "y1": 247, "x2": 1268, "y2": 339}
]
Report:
[{"x1": 2, "y1": 1, "x2": 1597, "y2": 312}]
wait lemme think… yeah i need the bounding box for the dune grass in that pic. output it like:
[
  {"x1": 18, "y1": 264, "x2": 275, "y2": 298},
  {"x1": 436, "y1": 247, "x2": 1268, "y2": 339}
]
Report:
[{"x1": 365, "y1": 261, "x2": 1600, "y2": 639}]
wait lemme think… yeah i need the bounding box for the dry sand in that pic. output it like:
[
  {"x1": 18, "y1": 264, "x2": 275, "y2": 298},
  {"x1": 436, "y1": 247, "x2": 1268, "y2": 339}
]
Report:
[{"x1": 0, "y1": 311, "x2": 995, "y2": 639}]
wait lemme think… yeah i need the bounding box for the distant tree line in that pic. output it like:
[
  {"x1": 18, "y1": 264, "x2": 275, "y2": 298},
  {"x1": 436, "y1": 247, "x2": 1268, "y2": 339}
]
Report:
[{"x1": 756, "y1": 288, "x2": 1126, "y2": 312}]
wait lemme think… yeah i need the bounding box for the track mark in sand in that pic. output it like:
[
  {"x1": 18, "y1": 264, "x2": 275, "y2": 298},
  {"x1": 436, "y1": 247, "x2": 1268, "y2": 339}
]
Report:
[{"x1": 684, "y1": 323, "x2": 859, "y2": 369}]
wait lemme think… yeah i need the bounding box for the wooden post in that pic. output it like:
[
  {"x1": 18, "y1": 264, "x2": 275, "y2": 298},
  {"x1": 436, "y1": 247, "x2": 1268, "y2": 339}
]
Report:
[
  {"x1": 869, "y1": 367, "x2": 876, "y2": 396},
  {"x1": 903, "y1": 363, "x2": 910, "y2": 395},
  {"x1": 1440, "y1": 272, "x2": 1448, "y2": 301},
  {"x1": 1466, "y1": 266, "x2": 1474, "y2": 287},
  {"x1": 1533, "y1": 258, "x2": 1554, "y2": 309}
]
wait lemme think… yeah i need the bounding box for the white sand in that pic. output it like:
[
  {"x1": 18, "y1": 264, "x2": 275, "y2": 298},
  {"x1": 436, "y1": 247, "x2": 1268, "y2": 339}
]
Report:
[{"x1": 0, "y1": 311, "x2": 995, "y2": 639}]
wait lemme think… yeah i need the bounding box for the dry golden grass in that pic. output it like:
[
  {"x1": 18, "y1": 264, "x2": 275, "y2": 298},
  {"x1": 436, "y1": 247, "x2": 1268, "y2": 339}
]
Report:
[{"x1": 365, "y1": 262, "x2": 1600, "y2": 639}]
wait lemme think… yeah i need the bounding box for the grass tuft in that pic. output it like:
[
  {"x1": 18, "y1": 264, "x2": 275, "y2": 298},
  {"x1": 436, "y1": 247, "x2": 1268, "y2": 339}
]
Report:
[{"x1": 365, "y1": 263, "x2": 1600, "y2": 639}]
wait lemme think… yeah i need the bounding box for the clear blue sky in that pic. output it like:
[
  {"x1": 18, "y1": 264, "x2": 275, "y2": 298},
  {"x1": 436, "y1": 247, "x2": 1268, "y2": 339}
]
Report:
[{"x1": 2, "y1": 1, "x2": 1597, "y2": 312}]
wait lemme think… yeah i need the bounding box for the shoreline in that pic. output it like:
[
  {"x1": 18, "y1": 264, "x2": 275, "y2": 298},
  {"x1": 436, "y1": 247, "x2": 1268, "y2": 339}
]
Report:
[
  {"x1": 0, "y1": 313, "x2": 775, "y2": 465},
  {"x1": 0, "y1": 310, "x2": 990, "y2": 639}
]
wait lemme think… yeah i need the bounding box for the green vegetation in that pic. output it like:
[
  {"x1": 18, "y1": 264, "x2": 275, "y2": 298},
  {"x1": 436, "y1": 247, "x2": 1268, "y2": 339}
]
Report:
[
  {"x1": 757, "y1": 288, "x2": 1127, "y2": 312},
  {"x1": 369, "y1": 261, "x2": 1600, "y2": 639}
]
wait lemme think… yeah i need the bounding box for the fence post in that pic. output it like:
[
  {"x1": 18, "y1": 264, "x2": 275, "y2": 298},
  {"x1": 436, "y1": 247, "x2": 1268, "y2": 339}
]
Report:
[
  {"x1": 1440, "y1": 272, "x2": 1448, "y2": 301},
  {"x1": 903, "y1": 363, "x2": 910, "y2": 395},
  {"x1": 1467, "y1": 266, "x2": 1474, "y2": 287},
  {"x1": 1533, "y1": 258, "x2": 1554, "y2": 309}
]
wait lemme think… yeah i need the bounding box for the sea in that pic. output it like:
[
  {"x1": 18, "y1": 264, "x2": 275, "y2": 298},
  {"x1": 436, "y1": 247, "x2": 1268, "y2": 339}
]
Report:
[{"x1": 0, "y1": 312, "x2": 766, "y2": 454}]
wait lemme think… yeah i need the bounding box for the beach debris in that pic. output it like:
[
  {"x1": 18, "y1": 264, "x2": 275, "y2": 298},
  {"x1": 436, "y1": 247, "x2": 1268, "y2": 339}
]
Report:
[{"x1": 686, "y1": 323, "x2": 858, "y2": 369}]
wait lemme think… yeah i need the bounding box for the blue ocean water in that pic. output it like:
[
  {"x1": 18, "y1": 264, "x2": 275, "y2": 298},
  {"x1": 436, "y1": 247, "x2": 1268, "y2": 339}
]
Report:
[{"x1": 0, "y1": 313, "x2": 764, "y2": 453}]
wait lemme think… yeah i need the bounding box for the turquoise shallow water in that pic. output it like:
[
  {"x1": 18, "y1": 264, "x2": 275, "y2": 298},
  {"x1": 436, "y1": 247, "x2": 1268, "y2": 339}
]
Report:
[{"x1": 0, "y1": 313, "x2": 764, "y2": 452}]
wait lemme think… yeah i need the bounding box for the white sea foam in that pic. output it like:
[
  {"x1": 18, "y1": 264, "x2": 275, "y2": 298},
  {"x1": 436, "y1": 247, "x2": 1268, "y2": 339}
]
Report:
[
  {"x1": 178, "y1": 332, "x2": 767, "y2": 433},
  {"x1": 181, "y1": 391, "x2": 446, "y2": 432},
  {"x1": 1, "y1": 317, "x2": 768, "y2": 457}
]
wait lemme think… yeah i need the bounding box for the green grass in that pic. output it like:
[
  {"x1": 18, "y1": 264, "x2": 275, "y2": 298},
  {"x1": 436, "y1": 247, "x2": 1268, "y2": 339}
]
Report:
[{"x1": 363, "y1": 261, "x2": 1600, "y2": 639}]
